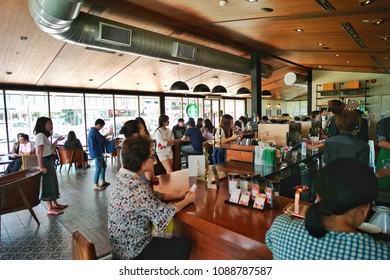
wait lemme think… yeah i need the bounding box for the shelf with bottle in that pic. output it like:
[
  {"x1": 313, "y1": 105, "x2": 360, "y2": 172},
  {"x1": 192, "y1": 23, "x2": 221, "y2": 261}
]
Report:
[{"x1": 315, "y1": 80, "x2": 369, "y2": 112}]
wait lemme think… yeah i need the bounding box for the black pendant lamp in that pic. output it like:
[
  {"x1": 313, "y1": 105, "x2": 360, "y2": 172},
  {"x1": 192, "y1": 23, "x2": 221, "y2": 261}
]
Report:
[
  {"x1": 170, "y1": 81, "x2": 189, "y2": 91},
  {"x1": 170, "y1": 64, "x2": 189, "y2": 91},
  {"x1": 236, "y1": 87, "x2": 251, "y2": 94},
  {"x1": 212, "y1": 85, "x2": 227, "y2": 93},
  {"x1": 261, "y1": 90, "x2": 272, "y2": 97},
  {"x1": 193, "y1": 67, "x2": 211, "y2": 93},
  {"x1": 193, "y1": 83, "x2": 210, "y2": 93}
]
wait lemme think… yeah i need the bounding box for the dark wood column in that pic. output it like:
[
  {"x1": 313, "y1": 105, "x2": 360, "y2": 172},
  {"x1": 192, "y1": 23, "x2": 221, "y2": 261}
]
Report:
[
  {"x1": 307, "y1": 69, "x2": 313, "y2": 114},
  {"x1": 250, "y1": 51, "x2": 262, "y2": 118}
]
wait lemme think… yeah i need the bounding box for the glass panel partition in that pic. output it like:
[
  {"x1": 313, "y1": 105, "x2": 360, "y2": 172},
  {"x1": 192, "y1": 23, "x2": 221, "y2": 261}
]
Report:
[
  {"x1": 50, "y1": 92, "x2": 85, "y2": 145},
  {"x1": 114, "y1": 95, "x2": 139, "y2": 135},
  {"x1": 85, "y1": 94, "x2": 114, "y2": 137},
  {"x1": 4, "y1": 91, "x2": 49, "y2": 150},
  {"x1": 139, "y1": 96, "x2": 160, "y2": 138}
]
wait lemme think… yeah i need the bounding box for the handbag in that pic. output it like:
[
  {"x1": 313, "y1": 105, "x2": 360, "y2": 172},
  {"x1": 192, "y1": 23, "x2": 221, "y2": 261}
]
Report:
[{"x1": 105, "y1": 140, "x2": 115, "y2": 153}]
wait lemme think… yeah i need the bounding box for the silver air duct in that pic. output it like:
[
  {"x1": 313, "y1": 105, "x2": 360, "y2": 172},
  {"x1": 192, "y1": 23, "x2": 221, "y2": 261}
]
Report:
[{"x1": 28, "y1": 0, "x2": 273, "y2": 78}]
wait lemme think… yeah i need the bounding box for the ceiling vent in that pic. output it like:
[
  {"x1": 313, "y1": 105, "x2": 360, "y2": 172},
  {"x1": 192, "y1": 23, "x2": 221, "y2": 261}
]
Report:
[
  {"x1": 315, "y1": 0, "x2": 335, "y2": 11},
  {"x1": 340, "y1": 23, "x2": 368, "y2": 49},
  {"x1": 172, "y1": 42, "x2": 197, "y2": 61},
  {"x1": 85, "y1": 46, "x2": 116, "y2": 54},
  {"x1": 98, "y1": 22, "x2": 132, "y2": 47}
]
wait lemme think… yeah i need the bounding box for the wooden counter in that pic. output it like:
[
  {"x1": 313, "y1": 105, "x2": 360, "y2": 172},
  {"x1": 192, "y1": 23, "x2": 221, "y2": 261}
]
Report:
[
  {"x1": 155, "y1": 169, "x2": 300, "y2": 260},
  {"x1": 221, "y1": 143, "x2": 255, "y2": 163}
]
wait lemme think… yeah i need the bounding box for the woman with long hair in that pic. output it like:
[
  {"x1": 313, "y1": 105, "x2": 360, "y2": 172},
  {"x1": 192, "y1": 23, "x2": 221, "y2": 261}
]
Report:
[
  {"x1": 34, "y1": 117, "x2": 67, "y2": 215},
  {"x1": 212, "y1": 114, "x2": 238, "y2": 164},
  {"x1": 196, "y1": 118, "x2": 203, "y2": 129},
  {"x1": 64, "y1": 130, "x2": 89, "y2": 168},
  {"x1": 266, "y1": 158, "x2": 390, "y2": 259},
  {"x1": 135, "y1": 117, "x2": 150, "y2": 136},
  {"x1": 155, "y1": 115, "x2": 175, "y2": 174},
  {"x1": 202, "y1": 118, "x2": 214, "y2": 141}
]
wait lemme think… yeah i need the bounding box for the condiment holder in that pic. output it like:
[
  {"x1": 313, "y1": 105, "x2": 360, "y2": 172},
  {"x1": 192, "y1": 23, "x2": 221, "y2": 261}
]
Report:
[{"x1": 369, "y1": 206, "x2": 390, "y2": 234}]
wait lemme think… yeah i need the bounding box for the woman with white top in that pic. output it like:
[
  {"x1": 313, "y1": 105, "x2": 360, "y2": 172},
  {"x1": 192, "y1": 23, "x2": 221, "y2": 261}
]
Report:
[
  {"x1": 34, "y1": 117, "x2": 67, "y2": 216},
  {"x1": 212, "y1": 114, "x2": 238, "y2": 164},
  {"x1": 4, "y1": 133, "x2": 35, "y2": 174},
  {"x1": 155, "y1": 115, "x2": 175, "y2": 174}
]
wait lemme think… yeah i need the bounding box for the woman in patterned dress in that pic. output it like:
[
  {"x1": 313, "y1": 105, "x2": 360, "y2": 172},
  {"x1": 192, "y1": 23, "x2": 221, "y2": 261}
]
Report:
[{"x1": 108, "y1": 134, "x2": 195, "y2": 259}]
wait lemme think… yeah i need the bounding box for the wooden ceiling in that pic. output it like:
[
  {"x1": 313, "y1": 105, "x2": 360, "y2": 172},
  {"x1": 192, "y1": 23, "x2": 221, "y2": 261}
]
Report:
[{"x1": 0, "y1": 0, "x2": 389, "y2": 100}]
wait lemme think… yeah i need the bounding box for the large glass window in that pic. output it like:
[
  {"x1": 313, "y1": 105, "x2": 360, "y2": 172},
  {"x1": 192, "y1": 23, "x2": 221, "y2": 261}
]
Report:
[
  {"x1": 0, "y1": 90, "x2": 6, "y2": 155},
  {"x1": 115, "y1": 95, "x2": 139, "y2": 135},
  {"x1": 224, "y1": 100, "x2": 235, "y2": 119},
  {"x1": 165, "y1": 97, "x2": 182, "y2": 130},
  {"x1": 235, "y1": 100, "x2": 246, "y2": 120},
  {"x1": 50, "y1": 92, "x2": 85, "y2": 145},
  {"x1": 212, "y1": 100, "x2": 220, "y2": 127},
  {"x1": 85, "y1": 94, "x2": 114, "y2": 137},
  {"x1": 139, "y1": 96, "x2": 160, "y2": 138},
  {"x1": 204, "y1": 100, "x2": 212, "y2": 124},
  {"x1": 286, "y1": 101, "x2": 308, "y2": 117},
  {"x1": 4, "y1": 91, "x2": 49, "y2": 150}
]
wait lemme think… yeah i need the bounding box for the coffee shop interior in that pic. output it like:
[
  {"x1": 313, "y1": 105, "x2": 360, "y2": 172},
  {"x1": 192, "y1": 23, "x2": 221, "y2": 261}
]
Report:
[{"x1": 0, "y1": 0, "x2": 390, "y2": 260}]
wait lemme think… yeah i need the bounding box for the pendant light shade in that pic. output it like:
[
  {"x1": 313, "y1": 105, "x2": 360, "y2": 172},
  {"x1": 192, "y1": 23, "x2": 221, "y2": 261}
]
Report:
[
  {"x1": 261, "y1": 90, "x2": 272, "y2": 97},
  {"x1": 193, "y1": 83, "x2": 210, "y2": 93},
  {"x1": 236, "y1": 87, "x2": 251, "y2": 94},
  {"x1": 170, "y1": 81, "x2": 189, "y2": 91},
  {"x1": 212, "y1": 85, "x2": 227, "y2": 93}
]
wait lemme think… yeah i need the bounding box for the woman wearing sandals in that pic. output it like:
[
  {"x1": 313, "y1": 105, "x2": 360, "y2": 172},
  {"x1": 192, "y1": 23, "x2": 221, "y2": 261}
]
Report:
[{"x1": 34, "y1": 117, "x2": 68, "y2": 216}]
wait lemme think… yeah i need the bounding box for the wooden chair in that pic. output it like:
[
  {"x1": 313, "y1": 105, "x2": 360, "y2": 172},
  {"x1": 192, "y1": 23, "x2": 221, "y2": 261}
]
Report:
[
  {"x1": 0, "y1": 168, "x2": 42, "y2": 225},
  {"x1": 56, "y1": 146, "x2": 85, "y2": 174},
  {"x1": 72, "y1": 229, "x2": 112, "y2": 260},
  {"x1": 72, "y1": 230, "x2": 98, "y2": 260}
]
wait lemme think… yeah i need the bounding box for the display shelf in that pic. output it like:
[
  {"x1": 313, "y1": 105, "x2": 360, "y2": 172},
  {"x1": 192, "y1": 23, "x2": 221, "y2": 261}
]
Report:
[{"x1": 315, "y1": 80, "x2": 369, "y2": 112}]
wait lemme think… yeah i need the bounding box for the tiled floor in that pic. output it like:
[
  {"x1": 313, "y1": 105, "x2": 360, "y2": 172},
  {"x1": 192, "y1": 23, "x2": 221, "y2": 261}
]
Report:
[{"x1": 0, "y1": 162, "x2": 118, "y2": 260}]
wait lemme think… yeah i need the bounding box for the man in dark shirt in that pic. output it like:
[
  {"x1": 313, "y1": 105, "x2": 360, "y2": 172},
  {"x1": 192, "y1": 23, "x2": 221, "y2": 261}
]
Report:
[
  {"x1": 180, "y1": 119, "x2": 204, "y2": 157},
  {"x1": 172, "y1": 118, "x2": 186, "y2": 139},
  {"x1": 323, "y1": 111, "x2": 369, "y2": 165},
  {"x1": 326, "y1": 100, "x2": 345, "y2": 138}
]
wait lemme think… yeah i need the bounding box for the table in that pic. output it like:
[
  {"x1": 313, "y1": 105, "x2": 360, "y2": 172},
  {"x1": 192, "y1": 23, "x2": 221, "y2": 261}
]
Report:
[{"x1": 154, "y1": 169, "x2": 301, "y2": 260}]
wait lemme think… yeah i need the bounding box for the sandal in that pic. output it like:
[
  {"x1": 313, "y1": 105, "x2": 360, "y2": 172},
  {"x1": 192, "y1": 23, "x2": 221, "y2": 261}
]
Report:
[
  {"x1": 94, "y1": 185, "x2": 106, "y2": 191},
  {"x1": 47, "y1": 209, "x2": 64, "y2": 216},
  {"x1": 54, "y1": 204, "x2": 68, "y2": 210}
]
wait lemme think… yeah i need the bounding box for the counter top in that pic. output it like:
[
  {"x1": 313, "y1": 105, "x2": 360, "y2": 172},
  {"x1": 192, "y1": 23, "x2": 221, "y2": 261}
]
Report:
[
  {"x1": 155, "y1": 169, "x2": 301, "y2": 259},
  {"x1": 216, "y1": 150, "x2": 322, "y2": 178}
]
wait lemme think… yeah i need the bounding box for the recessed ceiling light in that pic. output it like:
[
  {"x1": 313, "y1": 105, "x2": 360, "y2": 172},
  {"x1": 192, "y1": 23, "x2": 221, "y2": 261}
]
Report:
[
  {"x1": 380, "y1": 36, "x2": 389, "y2": 40},
  {"x1": 318, "y1": 66, "x2": 322, "y2": 68},
  {"x1": 362, "y1": 19, "x2": 370, "y2": 23},
  {"x1": 6, "y1": 71, "x2": 13, "y2": 75},
  {"x1": 372, "y1": 19, "x2": 384, "y2": 25},
  {"x1": 346, "y1": 61, "x2": 350, "y2": 63},
  {"x1": 295, "y1": 29, "x2": 304, "y2": 32},
  {"x1": 247, "y1": 0, "x2": 258, "y2": 2},
  {"x1": 335, "y1": 54, "x2": 340, "y2": 56},
  {"x1": 384, "y1": 57, "x2": 389, "y2": 60},
  {"x1": 359, "y1": 0, "x2": 374, "y2": 6},
  {"x1": 261, "y1": 7, "x2": 274, "y2": 12},
  {"x1": 89, "y1": 78, "x2": 94, "y2": 81},
  {"x1": 317, "y1": 43, "x2": 324, "y2": 46},
  {"x1": 19, "y1": 36, "x2": 28, "y2": 41}
]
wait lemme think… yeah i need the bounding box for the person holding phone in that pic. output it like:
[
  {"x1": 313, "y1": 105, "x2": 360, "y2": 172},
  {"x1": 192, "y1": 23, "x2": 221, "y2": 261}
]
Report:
[{"x1": 34, "y1": 117, "x2": 67, "y2": 215}]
